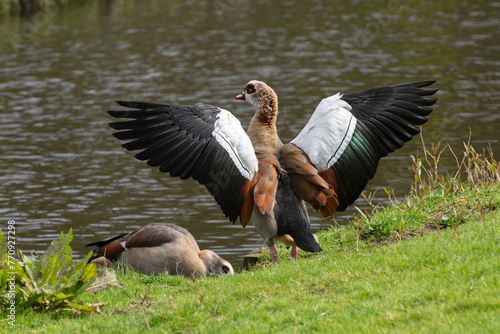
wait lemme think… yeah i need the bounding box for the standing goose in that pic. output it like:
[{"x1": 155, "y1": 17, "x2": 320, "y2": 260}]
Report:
[
  {"x1": 86, "y1": 223, "x2": 234, "y2": 277},
  {"x1": 107, "y1": 80, "x2": 437, "y2": 263}
]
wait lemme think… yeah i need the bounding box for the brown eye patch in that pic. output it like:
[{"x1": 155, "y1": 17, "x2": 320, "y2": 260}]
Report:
[{"x1": 246, "y1": 84, "x2": 255, "y2": 94}]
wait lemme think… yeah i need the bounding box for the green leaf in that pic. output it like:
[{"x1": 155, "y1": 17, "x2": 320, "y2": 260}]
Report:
[
  {"x1": 41, "y1": 254, "x2": 60, "y2": 286},
  {"x1": 41, "y1": 229, "x2": 73, "y2": 271},
  {"x1": 73, "y1": 263, "x2": 97, "y2": 295},
  {"x1": 22, "y1": 258, "x2": 40, "y2": 288},
  {"x1": 54, "y1": 291, "x2": 72, "y2": 302},
  {"x1": 66, "y1": 301, "x2": 103, "y2": 314},
  {"x1": 66, "y1": 251, "x2": 93, "y2": 281},
  {"x1": 58, "y1": 251, "x2": 74, "y2": 278},
  {"x1": 81, "y1": 263, "x2": 97, "y2": 282},
  {"x1": 0, "y1": 231, "x2": 6, "y2": 257}
]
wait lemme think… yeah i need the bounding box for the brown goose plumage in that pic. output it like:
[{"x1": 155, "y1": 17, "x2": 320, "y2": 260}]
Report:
[{"x1": 86, "y1": 223, "x2": 234, "y2": 277}]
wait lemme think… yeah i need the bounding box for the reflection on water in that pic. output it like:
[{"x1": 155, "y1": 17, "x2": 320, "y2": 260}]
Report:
[{"x1": 1, "y1": 0, "x2": 499, "y2": 268}]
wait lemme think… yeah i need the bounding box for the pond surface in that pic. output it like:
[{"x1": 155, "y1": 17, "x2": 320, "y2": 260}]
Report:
[{"x1": 1, "y1": 0, "x2": 499, "y2": 269}]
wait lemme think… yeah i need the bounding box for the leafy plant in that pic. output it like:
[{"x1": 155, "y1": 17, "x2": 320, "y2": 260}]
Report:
[
  {"x1": 438, "y1": 213, "x2": 465, "y2": 229},
  {"x1": 0, "y1": 229, "x2": 97, "y2": 312}
]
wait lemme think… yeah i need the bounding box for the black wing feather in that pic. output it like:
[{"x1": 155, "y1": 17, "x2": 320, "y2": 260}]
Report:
[
  {"x1": 107, "y1": 102, "x2": 252, "y2": 223},
  {"x1": 331, "y1": 81, "x2": 438, "y2": 211}
]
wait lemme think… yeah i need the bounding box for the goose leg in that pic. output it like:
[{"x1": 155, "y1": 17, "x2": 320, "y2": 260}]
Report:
[
  {"x1": 268, "y1": 245, "x2": 279, "y2": 264},
  {"x1": 290, "y1": 246, "x2": 298, "y2": 259}
]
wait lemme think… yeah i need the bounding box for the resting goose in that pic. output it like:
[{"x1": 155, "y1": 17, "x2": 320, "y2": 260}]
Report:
[
  {"x1": 107, "y1": 80, "x2": 437, "y2": 263},
  {"x1": 86, "y1": 223, "x2": 234, "y2": 277}
]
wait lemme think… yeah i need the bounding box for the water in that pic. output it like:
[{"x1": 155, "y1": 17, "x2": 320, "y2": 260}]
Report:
[{"x1": 1, "y1": 0, "x2": 499, "y2": 269}]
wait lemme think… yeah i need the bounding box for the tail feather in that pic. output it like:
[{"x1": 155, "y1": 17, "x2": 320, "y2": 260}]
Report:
[
  {"x1": 274, "y1": 174, "x2": 322, "y2": 253},
  {"x1": 85, "y1": 233, "x2": 128, "y2": 262}
]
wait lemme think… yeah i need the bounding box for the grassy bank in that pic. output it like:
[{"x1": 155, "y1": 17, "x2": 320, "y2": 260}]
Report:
[{"x1": 2, "y1": 138, "x2": 500, "y2": 333}]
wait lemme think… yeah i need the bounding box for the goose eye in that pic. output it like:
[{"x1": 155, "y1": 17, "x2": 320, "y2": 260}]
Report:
[
  {"x1": 222, "y1": 265, "x2": 230, "y2": 273},
  {"x1": 246, "y1": 84, "x2": 255, "y2": 94}
]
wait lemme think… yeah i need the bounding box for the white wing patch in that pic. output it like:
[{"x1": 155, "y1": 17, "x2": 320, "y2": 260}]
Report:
[
  {"x1": 291, "y1": 93, "x2": 357, "y2": 172},
  {"x1": 212, "y1": 108, "x2": 258, "y2": 180}
]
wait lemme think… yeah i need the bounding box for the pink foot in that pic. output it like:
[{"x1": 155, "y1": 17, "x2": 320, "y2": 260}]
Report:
[
  {"x1": 269, "y1": 245, "x2": 278, "y2": 264},
  {"x1": 290, "y1": 246, "x2": 298, "y2": 259}
]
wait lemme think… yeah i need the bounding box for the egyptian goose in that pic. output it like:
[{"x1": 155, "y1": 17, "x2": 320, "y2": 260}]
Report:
[
  {"x1": 107, "y1": 80, "x2": 437, "y2": 263},
  {"x1": 86, "y1": 223, "x2": 234, "y2": 276}
]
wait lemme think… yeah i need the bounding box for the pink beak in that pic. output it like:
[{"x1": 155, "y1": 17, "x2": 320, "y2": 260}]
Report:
[{"x1": 235, "y1": 92, "x2": 246, "y2": 100}]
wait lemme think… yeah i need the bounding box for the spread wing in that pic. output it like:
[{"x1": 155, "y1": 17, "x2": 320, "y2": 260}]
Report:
[
  {"x1": 107, "y1": 101, "x2": 259, "y2": 223},
  {"x1": 290, "y1": 81, "x2": 438, "y2": 215}
]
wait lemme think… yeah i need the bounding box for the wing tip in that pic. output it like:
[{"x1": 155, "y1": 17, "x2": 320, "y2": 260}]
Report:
[
  {"x1": 107, "y1": 110, "x2": 131, "y2": 119},
  {"x1": 115, "y1": 100, "x2": 137, "y2": 108},
  {"x1": 395, "y1": 81, "x2": 439, "y2": 96},
  {"x1": 395, "y1": 80, "x2": 437, "y2": 88},
  {"x1": 418, "y1": 80, "x2": 437, "y2": 87}
]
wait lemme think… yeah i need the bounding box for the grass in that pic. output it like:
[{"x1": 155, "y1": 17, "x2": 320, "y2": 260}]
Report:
[{"x1": 2, "y1": 134, "x2": 500, "y2": 333}]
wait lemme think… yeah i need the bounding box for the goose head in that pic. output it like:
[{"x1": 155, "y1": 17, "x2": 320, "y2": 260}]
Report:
[
  {"x1": 236, "y1": 80, "x2": 278, "y2": 112},
  {"x1": 199, "y1": 250, "x2": 234, "y2": 276}
]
